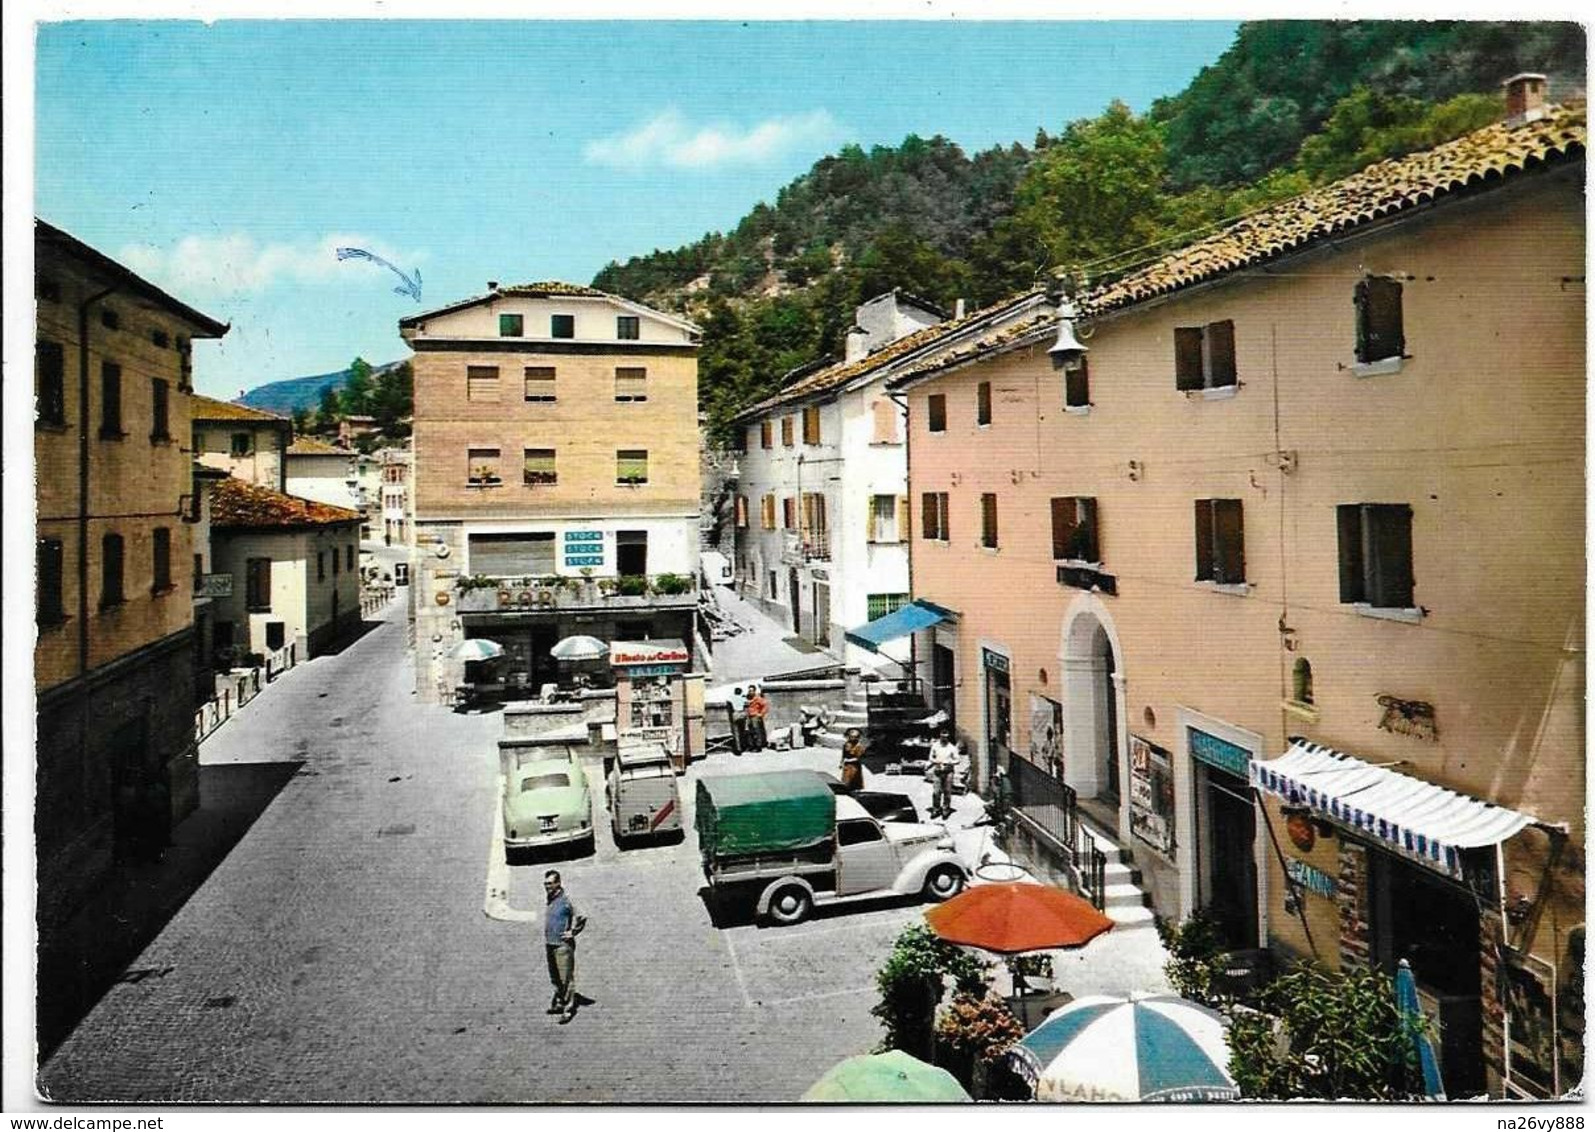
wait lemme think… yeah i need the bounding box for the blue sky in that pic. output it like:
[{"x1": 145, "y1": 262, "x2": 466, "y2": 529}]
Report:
[{"x1": 35, "y1": 19, "x2": 1240, "y2": 398}]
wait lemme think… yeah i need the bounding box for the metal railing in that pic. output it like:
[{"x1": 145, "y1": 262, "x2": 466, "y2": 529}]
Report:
[
  {"x1": 1008, "y1": 754, "x2": 1108, "y2": 910},
  {"x1": 361, "y1": 584, "x2": 395, "y2": 617},
  {"x1": 194, "y1": 641, "x2": 299, "y2": 744}
]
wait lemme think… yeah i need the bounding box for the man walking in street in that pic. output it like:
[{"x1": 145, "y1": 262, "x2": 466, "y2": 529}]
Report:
[
  {"x1": 929, "y1": 727, "x2": 960, "y2": 820},
  {"x1": 543, "y1": 870, "x2": 586, "y2": 1024}
]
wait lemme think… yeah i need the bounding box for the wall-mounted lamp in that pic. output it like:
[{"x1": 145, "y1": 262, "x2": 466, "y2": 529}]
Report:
[
  {"x1": 950, "y1": 471, "x2": 962, "y2": 487},
  {"x1": 1127, "y1": 460, "x2": 1143, "y2": 482}
]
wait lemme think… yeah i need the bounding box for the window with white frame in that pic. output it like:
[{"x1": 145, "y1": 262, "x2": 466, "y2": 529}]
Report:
[
  {"x1": 1174, "y1": 320, "x2": 1237, "y2": 392},
  {"x1": 1194, "y1": 499, "x2": 1246, "y2": 585},
  {"x1": 1337, "y1": 503, "x2": 1414, "y2": 610}
]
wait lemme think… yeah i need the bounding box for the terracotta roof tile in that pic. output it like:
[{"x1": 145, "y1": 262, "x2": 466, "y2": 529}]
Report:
[
  {"x1": 1081, "y1": 105, "x2": 1586, "y2": 316},
  {"x1": 191, "y1": 394, "x2": 290, "y2": 424},
  {"x1": 735, "y1": 290, "x2": 1045, "y2": 419},
  {"x1": 210, "y1": 476, "x2": 361, "y2": 530},
  {"x1": 889, "y1": 315, "x2": 1056, "y2": 387},
  {"x1": 287, "y1": 436, "x2": 355, "y2": 456}
]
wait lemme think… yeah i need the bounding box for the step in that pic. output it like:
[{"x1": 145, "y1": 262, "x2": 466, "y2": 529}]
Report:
[
  {"x1": 1104, "y1": 903, "x2": 1157, "y2": 929},
  {"x1": 831, "y1": 709, "x2": 868, "y2": 725},
  {"x1": 844, "y1": 698, "x2": 868, "y2": 712},
  {"x1": 1102, "y1": 882, "x2": 1147, "y2": 910},
  {"x1": 815, "y1": 732, "x2": 847, "y2": 750}
]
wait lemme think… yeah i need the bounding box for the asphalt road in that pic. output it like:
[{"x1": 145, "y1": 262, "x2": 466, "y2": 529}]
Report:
[{"x1": 36, "y1": 600, "x2": 965, "y2": 1105}]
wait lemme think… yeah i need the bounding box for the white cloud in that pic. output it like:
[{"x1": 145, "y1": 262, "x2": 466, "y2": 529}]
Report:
[
  {"x1": 117, "y1": 233, "x2": 425, "y2": 299},
  {"x1": 583, "y1": 108, "x2": 844, "y2": 170}
]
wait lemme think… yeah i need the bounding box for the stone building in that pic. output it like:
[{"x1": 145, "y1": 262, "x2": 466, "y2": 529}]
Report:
[
  {"x1": 890, "y1": 88, "x2": 1585, "y2": 1097},
  {"x1": 191, "y1": 394, "x2": 291, "y2": 491},
  {"x1": 399, "y1": 282, "x2": 701, "y2": 701},
  {"x1": 33, "y1": 219, "x2": 229, "y2": 947}
]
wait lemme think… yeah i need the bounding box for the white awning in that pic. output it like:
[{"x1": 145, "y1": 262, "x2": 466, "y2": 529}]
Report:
[{"x1": 1252, "y1": 738, "x2": 1535, "y2": 878}]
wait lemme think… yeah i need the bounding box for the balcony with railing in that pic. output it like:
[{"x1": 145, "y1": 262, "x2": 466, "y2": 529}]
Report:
[
  {"x1": 781, "y1": 528, "x2": 831, "y2": 565},
  {"x1": 454, "y1": 571, "x2": 699, "y2": 614}
]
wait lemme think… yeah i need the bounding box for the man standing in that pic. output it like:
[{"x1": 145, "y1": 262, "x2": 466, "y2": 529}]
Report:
[
  {"x1": 929, "y1": 727, "x2": 960, "y2": 820},
  {"x1": 543, "y1": 870, "x2": 586, "y2": 1024},
  {"x1": 745, "y1": 685, "x2": 769, "y2": 752},
  {"x1": 727, "y1": 686, "x2": 748, "y2": 753}
]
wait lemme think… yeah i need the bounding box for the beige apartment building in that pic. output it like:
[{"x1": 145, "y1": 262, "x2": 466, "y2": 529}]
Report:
[
  {"x1": 891, "y1": 88, "x2": 1584, "y2": 1097},
  {"x1": 399, "y1": 282, "x2": 701, "y2": 701},
  {"x1": 192, "y1": 394, "x2": 291, "y2": 490},
  {"x1": 34, "y1": 220, "x2": 229, "y2": 987}
]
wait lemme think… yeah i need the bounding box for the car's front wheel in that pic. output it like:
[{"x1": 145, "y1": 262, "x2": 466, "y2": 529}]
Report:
[
  {"x1": 765, "y1": 882, "x2": 813, "y2": 926},
  {"x1": 923, "y1": 864, "x2": 966, "y2": 902}
]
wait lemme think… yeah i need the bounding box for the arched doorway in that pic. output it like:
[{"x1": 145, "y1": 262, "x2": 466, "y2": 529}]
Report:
[{"x1": 1060, "y1": 597, "x2": 1126, "y2": 829}]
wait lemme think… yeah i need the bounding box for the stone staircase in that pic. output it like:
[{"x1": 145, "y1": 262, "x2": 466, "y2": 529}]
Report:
[
  {"x1": 812, "y1": 694, "x2": 869, "y2": 749},
  {"x1": 1075, "y1": 809, "x2": 1157, "y2": 930}
]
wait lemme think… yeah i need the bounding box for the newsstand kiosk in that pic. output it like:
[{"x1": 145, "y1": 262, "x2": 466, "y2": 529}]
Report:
[{"x1": 609, "y1": 639, "x2": 704, "y2": 772}]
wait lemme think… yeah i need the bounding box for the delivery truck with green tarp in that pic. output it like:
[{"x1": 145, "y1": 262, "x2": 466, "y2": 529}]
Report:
[{"x1": 695, "y1": 769, "x2": 971, "y2": 925}]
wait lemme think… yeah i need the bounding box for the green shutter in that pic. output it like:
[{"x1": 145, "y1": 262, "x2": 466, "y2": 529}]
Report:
[{"x1": 1337, "y1": 504, "x2": 1365, "y2": 603}]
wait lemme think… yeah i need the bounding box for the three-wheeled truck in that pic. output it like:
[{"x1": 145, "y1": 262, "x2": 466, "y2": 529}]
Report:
[
  {"x1": 607, "y1": 737, "x2": 683, "y2": 843},
  {"x1": 695, "y1": 769, "x2": 971, "y2": 925}
]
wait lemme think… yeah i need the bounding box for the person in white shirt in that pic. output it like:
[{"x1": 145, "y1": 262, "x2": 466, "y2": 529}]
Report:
[{"x1": 928, "y1": 727, "x2": 960, "y2": 820}]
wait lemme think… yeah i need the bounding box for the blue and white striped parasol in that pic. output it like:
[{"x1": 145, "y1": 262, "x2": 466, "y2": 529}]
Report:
[{"x1": 1010, "y1": 993, "x2": 1239, "y2": 1103}]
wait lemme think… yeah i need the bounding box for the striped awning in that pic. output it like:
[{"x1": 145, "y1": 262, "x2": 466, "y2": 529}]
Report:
[{"x1": 1251, "y1": 739, "x2": 1535, "y2": 878}]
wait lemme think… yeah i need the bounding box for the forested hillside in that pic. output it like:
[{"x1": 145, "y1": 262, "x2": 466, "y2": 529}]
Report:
[{"x1": 607, "y1": 20, "x2": 1582, "y2": 437}]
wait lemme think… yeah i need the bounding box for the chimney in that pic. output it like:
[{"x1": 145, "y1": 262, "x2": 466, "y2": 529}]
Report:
[
  {"x1": 845, "y1": 327, "x2": 869, "y2": 363},
  {"x1": 487, "y1": 280, "x2": 500, "y2": 292},
  {"x1": 1503, "y1": 73, "x2": 1550, "y2": 126},
  {"x1": 954, "y1": 298, "x2": 967, "y2": 320}
]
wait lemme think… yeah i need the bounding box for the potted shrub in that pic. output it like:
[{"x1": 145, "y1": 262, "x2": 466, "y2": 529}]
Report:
[
  {"x1": 653, "y1": 572, "x2": 692, "y2": 595},
  {"x1": 616, "y1": 574, "x2": 650, "y2": 598},
  {"x1": 934, "y1": 992, "x2": 1025, "y2": 1098}
]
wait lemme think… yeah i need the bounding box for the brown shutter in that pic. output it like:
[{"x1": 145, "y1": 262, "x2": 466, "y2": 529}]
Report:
[
  {"x1": 1174, "y1": 328, "x2": 1204, "y2": 390},
  {"x1": 1065, "y1": 357, "x2": 1090, "y2": 408},
  {"x1": 977, "y1": 382, "x2": 992, "y2": 426},
  {"x1": 1051, "y1": 498, "x2": 1074, "y2": 560},
  {"x1": 1206, "y1": 320, "x2": 1236, "y2": 386},
  {"x1": 897, "y1": 494, "x2": 909, "y2": 542},
  {"x1": 1080, "y1": 497, "x2": 1100, "y2": 562},
  {"x1": 1366, "y1": 503, "x2": 1414, "y2": 608},
  {"x1": 1353, "y1": 279, "x2": 1371, "y2": 363},
  {"x1": 866, "y1": 494, "x2": 879, "y2": 542},
  {"x1": 1364, "y1": 277, "x2": 1405, "y2": 363},
  {"x1": 1337, "y1": 504, "x2": 1365, "y2": 603},
  {"x1": 1214, "y1": 498, "x2": 1245, "y2": 584},
  {"x1": 1194, "y1": 498, "x2": 1214, "y2": 581},
  {"x1": 922, "y1": 493, "x2": 937, "y2": 540},
  {"x1": 938, "y1": 494, "x2": 950, "y2": 543}
]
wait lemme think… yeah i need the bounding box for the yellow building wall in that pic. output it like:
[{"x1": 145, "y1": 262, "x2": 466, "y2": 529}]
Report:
[{"x1": 35, "y1": 259, "x2": 200, "y2": 689}]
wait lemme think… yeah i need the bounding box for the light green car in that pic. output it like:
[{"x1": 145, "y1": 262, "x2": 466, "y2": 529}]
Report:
[{"x1": 502, "y1": 750, "x2": 593, "y2": 860}]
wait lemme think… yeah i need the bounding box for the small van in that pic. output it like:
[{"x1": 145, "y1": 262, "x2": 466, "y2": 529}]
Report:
[{"x1": 607, "y1": 739, "x2": 682, "y2": 843}]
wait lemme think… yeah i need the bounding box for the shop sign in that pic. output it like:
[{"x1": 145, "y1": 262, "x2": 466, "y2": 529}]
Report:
[
  {"x1": 1189, "y1": 728, "x2": 1251, "y2": 779},
  {"x1": 1128, "y1": 735, "x2": 1175, "y2": 856},
  {"x1": 564, "y1": 530, "x2": 603, "y2": 544},
  {"x1": 1028, "y1": 694, "x2": 1063, "y2": 779},
  {"x1": 563, "y1": 531, "x2": 605, "y2": 568},
  {"x1": 1503, "y1": 950, "x2": 1560, "y2": 1098},
  {"x1": 1285, "y1": 858, "x2": 1336, "y2": 901},
  {"x1": 565, "y1": 554, "x2": 604, "y2": 567},
  {"x1": 621, "y1": 663, "x2": 682, "y2": 679},
  {"x1": 611, "y1": 640, "x2": 690, "y2": 667},
  {"x1": 981, "y1": 648, "x2": 1010, "y2": 675},
  {"x1": 199, "y1": 573, "x2": 233, "y2": 597}
]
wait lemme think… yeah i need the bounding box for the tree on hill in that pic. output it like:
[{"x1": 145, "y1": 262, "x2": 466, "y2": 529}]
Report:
[
  {"x1": 290, "y1": 406, "x2": 310, "y2": 435},
  {"x1": 315, "y1": 384, "x2": 341, "y2": 434},
  {"x1": 342, "y1": 357, "x2": 375, "y2": 417},
  {"x1": 369, "y1": 361, "x2": 413, "y2": 439}
]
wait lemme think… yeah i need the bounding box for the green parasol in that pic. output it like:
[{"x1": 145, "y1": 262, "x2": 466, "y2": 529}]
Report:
[{"x1": 802, "y1": 1050, "x2": 972, "y2": 1103}]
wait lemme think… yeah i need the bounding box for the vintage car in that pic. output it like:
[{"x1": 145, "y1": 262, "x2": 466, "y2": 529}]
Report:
[
  {"x1": 501, "y1": 745, "x2": 593, "y2": 859},
  {"x1": 814, "y1": 771, "x2": 921, "y2": 824}
]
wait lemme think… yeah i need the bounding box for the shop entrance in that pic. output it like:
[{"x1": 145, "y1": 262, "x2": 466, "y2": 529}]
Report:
[
  {"x1": 1061, "y1": 605, "x2": 1124, "y2": 808},
  {"x1": 813, "y1": 582, "x2": 830, "y2": 648},
  {"x1": 1369, "y1": 849, "x2": 1485, "y2": 1096},
  {"x1": 983, "y1": 651, "x2": 1012, "y2": 789},
  {"x1": 1196, "y1": 762, "x2": 1259, "y2": 949},
  {"x1": 788, "y1": 569, "x2": 801, "y2": 633}
]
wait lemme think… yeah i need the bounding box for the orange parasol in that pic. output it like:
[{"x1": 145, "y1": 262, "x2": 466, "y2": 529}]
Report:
[{"x1": 924, "y1": 881, "x2": 1113, "y2": 954}]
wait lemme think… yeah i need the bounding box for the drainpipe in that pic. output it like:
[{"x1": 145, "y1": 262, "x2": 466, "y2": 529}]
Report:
[
  {"x1": 77, "y1": 283, "x2": 117, "y2": 680},
  {"x1": 886, "y1": 388, "x2": 917, "y2": 695}
]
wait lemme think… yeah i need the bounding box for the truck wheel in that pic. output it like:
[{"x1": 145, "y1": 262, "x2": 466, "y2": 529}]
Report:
[
  {"x1": 765, "y1": 883, "x2": 813, "y2": 926},
  {"x1": 923, "y1": 865, "x2": 966, "y2": 902}
]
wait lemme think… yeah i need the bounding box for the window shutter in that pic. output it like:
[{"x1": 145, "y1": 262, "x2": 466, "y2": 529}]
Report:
[
  {"x1": 1367, "y1": 503, "x2": 1414, "y2": 608},
  {"x1": 922, "y1": 493, "x2": 938, "y2": 540},
  {"x1": 866, "y1": 494, "x2": 879, "y2": 542},
  {"x1": 1337, "y1": 504, "x2": 1365, "y2": 603},
  {"x1": 1214, "y1": 498, "x2": 1245, "y2": 584},
  {"x1": 466, "y1": 366, "x2": 500, "y2": 402},
  {"x1": 977, "y1": 382, "x2": 992, "y2": 426},
  {"x1": 1065, "y1": 357, "x2": 1090, "y2": 408},
  {"x1": 614, "y1": 367, "x2": 648, "y2": 401},
  {"x1": 938, "y1": 494, "x2": 950, "y2": 543},
  {"x1": 897, "y1": 494, "x2": 909, "y2": 542},
  {"x1": 1174, "y1": 328, "x2": 1204, "y2": 391},
  {"x1": 1363, "y1": 277, "x2": 1405, "y2": 363},
  {"x1": 873, "y1": 399, "x2": 899, "y2": 444},
  {"x1": 1206, "y1": 320, "x2": 1237, "y2": 386},
  {"x1": 1049, "y1": 498, "x2": 1074, "y2": 560},
  {"x1": 981, "y1": 493, "x2": 998, "y2": 548},
  {"x1": 1080, "y1": 497, "x2": 1100, "y2": 562},
  {"x1": 1194, "y1": 498, "x2": 1214, "y2": 581},
  {"x1": 1352, "y1": 279, "x2": 1371, "y2": 363}
]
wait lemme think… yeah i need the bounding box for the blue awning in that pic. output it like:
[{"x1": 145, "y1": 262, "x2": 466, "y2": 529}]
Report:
[{"x1": 845, "y1": 600, "x2": 949, "y2": 653}]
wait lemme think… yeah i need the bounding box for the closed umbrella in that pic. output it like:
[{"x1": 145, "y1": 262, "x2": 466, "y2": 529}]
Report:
[
  {"x1": 451, "y1": 638, "x2": 504, "y2": 661},
  {"x1": 802, "y1": 1050, "x2": 971, "y2": 1103},
  {"x1": 1011, "y1": 993, "x2": 1239, "y2": 1102},
  {"x1": 550, "y1": 634, "x2": 609, "y2": 662},
  {"x1": 1396, "y1": 958, "x2": 1446, "y2": 1099}
]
